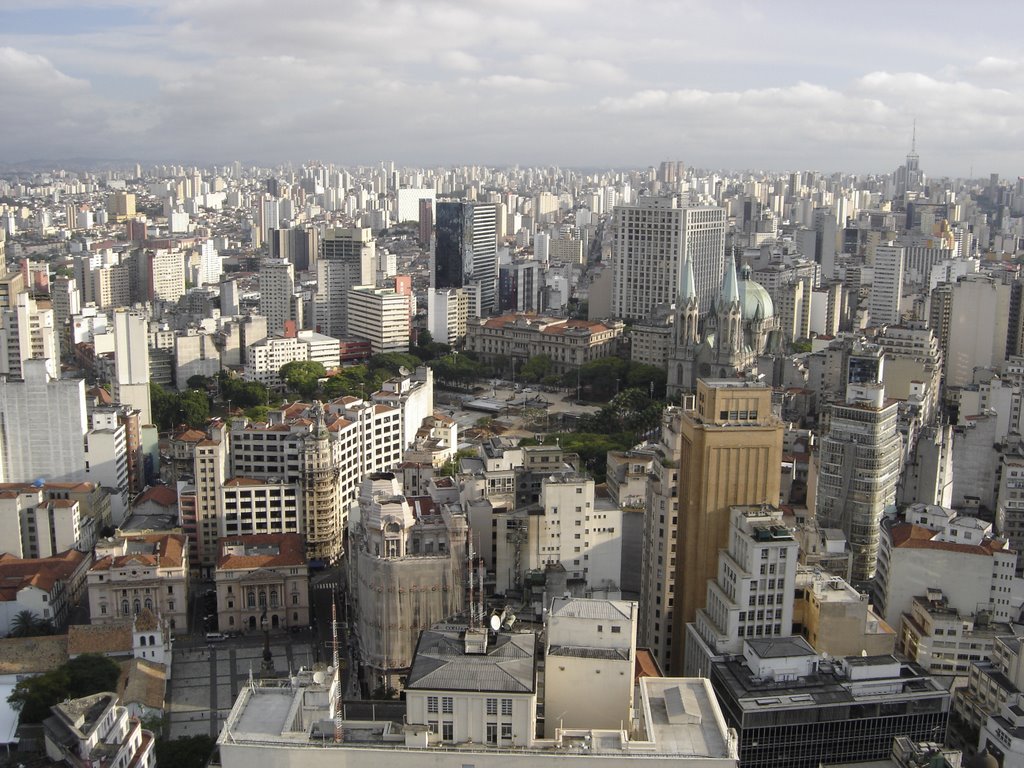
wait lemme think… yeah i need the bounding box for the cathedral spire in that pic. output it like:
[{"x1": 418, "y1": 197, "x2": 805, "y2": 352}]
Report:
[
  {"x1": 680, "y1": 254, "x2": 697, "y2": 305},
  {"x1": 719, "y1": 256, "x2": 740, "y2": 309}
]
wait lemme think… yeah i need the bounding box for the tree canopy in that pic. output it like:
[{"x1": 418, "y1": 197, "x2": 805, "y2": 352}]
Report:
[
  {"x1": 154, "y1": 735, "x2": 216, "y2": 768},
  {"x1": 9, "y1": 610, "x2": 52, "y2": 638},
  {"x1": 151, "y1": 383, "x2": 210, "y2": 431},
  {"x1": 8, "y1": 653, "x2": 121, "y2": 724},
  {"x1": 280, "y1": 360, "x2": 326, "y2": 399}
]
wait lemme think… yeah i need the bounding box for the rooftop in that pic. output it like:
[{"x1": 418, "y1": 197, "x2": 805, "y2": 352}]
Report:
[{"x1": 406, "y1": 629, "x2": 536, "y2": 694}]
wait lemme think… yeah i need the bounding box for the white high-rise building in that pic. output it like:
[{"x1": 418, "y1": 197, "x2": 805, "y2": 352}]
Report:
[
  {"x1": 259, "y1": 259, "x2": 296, "y2": 336},
  {"x1": 315, "y1": 227, "x2": 375, "y2": 338},
  {"x1": 0, "y1": 358, "x2": 88, "y2": 484},
  {"x1": 0, "y1": 288, "x2": 60, "y2": 378},
  {"x1": 869, "y1": 244, "x2": 905, "y2": 326},
  {"x1": 396, "y1": 187, "x2": 435, "y2": 223},
  {"x1": 427, "y1": 286, "x2": 473, "y2": 345},
  {"x1": 347, "y1": 285, "x2": 411, "y2": 353},
  {"x1": 194, "y1": 238, "x2": 223, "y2": 287},
  {"x1": 611, "y1": 197, "x2": 725, "y2": 320},
  {"x1": 113, "y1": 308, "x2": 152, "y2": 426},
  {"x1": 684, "y1": 505, "x2": 798, "y2": 677},
  {"x1": 148, "y1": 248, "x2": 186, "y2": 303}
]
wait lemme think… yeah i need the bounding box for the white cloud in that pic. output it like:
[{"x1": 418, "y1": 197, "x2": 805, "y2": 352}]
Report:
[{"x1": 3, "y1": 3, "x2": 1024, "y2": 173}]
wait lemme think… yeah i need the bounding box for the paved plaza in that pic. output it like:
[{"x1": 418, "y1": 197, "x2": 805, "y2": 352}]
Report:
[{"x1": 166, "y1": 637, "x2": 316, "y2": 739}]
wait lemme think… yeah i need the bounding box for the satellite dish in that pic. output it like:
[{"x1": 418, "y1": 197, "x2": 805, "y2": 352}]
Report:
[{"x1": 489, "y1": 614, "x2": 502, "y2": 632}]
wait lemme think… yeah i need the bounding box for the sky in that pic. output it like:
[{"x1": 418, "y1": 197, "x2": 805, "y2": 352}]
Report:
[{"x1": 3, "y1": 0, "x2": 1024, "y2": 176}]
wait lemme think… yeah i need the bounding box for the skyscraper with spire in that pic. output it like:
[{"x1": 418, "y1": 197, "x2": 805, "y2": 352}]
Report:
[{"x1": 895, "y1": 120, "x2": 924, "y2": 197}]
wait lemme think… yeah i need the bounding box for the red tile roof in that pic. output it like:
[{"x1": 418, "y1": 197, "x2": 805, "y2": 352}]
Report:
[
  {"x1": 216, "y1": 533, "x2": 307, "y2": 570},
  {"x1": 135, "y1": 486, "x2": 178, "y2": 508},
  {"x1": 889, "y1": 522, "x2": 1006, "y2": 556}
]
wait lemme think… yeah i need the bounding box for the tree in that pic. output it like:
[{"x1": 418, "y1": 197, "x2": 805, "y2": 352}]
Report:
[
  {"x1": 280, "y1": 360, "x2": 326, "y2": 399},
  {"x1": 186, "y1": 374, "x2": 213, "y2": 391},
  {"x1": 520, "y1": 355, "x2": 553, "y2": 384},
  {"x1": 9, "y1": 610, "x2": 50, "y2": 638},
  {"x1": 369, "y1": 352, "x2": 423, "y2": 376},
  {"x1": 154, "y1": 735, "x2": 216, "y2": 768},
  {"x1": 8, "y1": 654, "x2": 120, "y2": 724}
]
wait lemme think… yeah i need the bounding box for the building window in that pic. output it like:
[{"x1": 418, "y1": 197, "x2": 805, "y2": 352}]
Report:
[
  {"x1": 442, "y1": 722, "x2": 453, "y2": 741},
  {"x1": 501, "y1": 699, "x2": 512, "y2": 716},
  {"x1": 427, "y1": 696, "x2": 438, "y2": 713},
  {"x1": 442, "y1": 697, "x2": 453, "y2": 714},
  {"x1": 501, "y1": 723, "x2": 513, "y2": 740},
  {"x1": 247, "y1": 590, "x2": 256, "y2": 609},
  {"x1": 486, "y1": 698, "x2": 497, "y2": 715},
  {"x1": 427, "y1": 720, "x2": 437, "y2": 734},
  {"x1": 486, "y1": 723, "x2": 498, "y2": 744}
]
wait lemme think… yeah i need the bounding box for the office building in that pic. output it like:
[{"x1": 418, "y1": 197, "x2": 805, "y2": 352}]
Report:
[
  {"x1": 427, "y1": 286, "x2": 472, "y2": 345},
  {"x1": 315, "y1": 226, "x2": 375, "y2": 338},
  {"x1": 112, "y1": 309, "x2": 152, "y2": 426},
  {"x1": 435, "y1": 201, "x2": 498, "y2": 315},
  {"x1": 640, "y1": 379, "x2": 782, "y2": 675},
  {"x1": 43, "y1": 691, "x2": 155, "y2": 768},
  {"x1": 543, "y1": 597, "x2": 638, "y2": 737},
  {"x1": 0, "y1": 283, "x2": 60, "y2": 378},
  {"x1": 815, "y1": 381, "x2": 902, "y2": 581},
  {"x1": 348, "y1": 472, "x2": 467, "y2": 691},
  {"x1": 268, "y1": 226, "x2": 317, "y2": 272},
  {"x1": 259, "y1": 259, "x2": 298, "y2": 336},
  {"x1": 709, "y1": 639, "x2": 949, "y2": 768},
  {"x1": 0, "y1": 358, "x2": 88, "y2": 484},
  {"x1": 945, "y1": 274, "x2": 1012, "y2": 389},
  {"x1": 347, "y1": 285, "x2": 411, "y2": 353},
  {"x1": 869, "y1": 244, "x2": 906, "y2": 326},
  {"x1": 610, "y1": 196, "x2": 725, "y2": 320},
  {"x1": 685, "y1": 505, "x2": 799, "y2": 678}
]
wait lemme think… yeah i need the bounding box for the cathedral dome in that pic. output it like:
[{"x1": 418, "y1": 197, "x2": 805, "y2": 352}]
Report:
[{"x1": 738, "y1": 265, "x2": 774, "y2": 321}]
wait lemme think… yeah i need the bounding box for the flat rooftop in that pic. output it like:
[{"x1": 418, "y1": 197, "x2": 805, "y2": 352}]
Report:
[{"x1": 220, "y1": 675, "x2": 737, "y2": 760}]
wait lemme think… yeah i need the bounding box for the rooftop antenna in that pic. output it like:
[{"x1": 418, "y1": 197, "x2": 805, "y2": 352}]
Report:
[
  {"x1": 332, "y1": 597, "x2": 343, "y2": 743},
  {"x1": 467, "y1": 528, "x2": 476, "y2": 630},
  {"x1": 911, "y1": 118, "x2": 917, "y2": 154},
  {"x1": 477, "y1": 534, "x2": 484, "y2": 626}
]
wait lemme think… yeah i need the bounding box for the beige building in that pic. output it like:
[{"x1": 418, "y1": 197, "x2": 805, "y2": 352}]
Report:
[
  {"x1": 792, "y1": 567, "x2": 895, "y2": 657},
  {"x1": 543, "y1": 597, "x2": 637, "y2": 737},
  {"x1": 464, "y1": 313, "x2": 623, "y2": 375},
  {"x1": 347, "y1": 285, "x2": 411, "y2": 353},
  {"x1": 87, "y1": 533, "x2": 189, "y2": 632},
  {"x1": 214, "y1": 533, "x2": 310, "y2": 633},
  {"x1": 644, "y1": 379, "x2": 782, "y2": 675}
]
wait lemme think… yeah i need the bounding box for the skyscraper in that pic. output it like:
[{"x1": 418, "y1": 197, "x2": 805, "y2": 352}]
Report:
[
  {"x1": 434, "y1": 201, "x2": 498, "y2": 315},
  {"x1": 314, "y1": 226, "x2": 375, "y2": 338},
  {"x1": 113, "y1": 308, "x2": 152, "y2": 426},
  {"x1": 670, "y1": 379, "x2": 782, "y2": 673},
  {"x1": 815, "y1": 378, "x2": 902, "y2": 582},
  {"x1": 869, "y1": 244, "x2": 905, "y2": 326},
  {"x1": 610, "y1": 196, "x2": 725, "y2": 321},
  {"x1": 260, "y1": 259, "x2": 297, "y2": 337}
]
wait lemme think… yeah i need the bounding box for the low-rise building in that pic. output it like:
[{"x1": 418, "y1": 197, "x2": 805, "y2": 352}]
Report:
[
  {"x1": 0, "y1": 549, "x2": 90, "y2": 633},
  {"x1": 43, "y1": 691, "x2": 155, "y2": 768},
  {"x1": 793, "y1": 567, "x2": 895, "y2": 658},
  {"x1": 87, "y1": 533, "x2": 189, "y2": 632},
  {"x1": 464, "y1": 313, "x2": 623, "y2": 376},
  {"x1": 900, "y1": 590, "x2": 1011, "y2": 676},
  {"x1": 214, "y1": 533, "x2": 310, "y2": 634}
]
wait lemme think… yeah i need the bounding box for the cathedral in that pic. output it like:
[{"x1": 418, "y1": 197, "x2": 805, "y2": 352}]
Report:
[{"x1": 667, "y1": 256, "x2": 782, "y2": 397}]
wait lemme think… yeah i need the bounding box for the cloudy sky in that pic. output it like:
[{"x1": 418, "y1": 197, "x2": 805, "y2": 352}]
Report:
[{"x1": 3, "y1": 0, "x2": 1024, "y2": 176}]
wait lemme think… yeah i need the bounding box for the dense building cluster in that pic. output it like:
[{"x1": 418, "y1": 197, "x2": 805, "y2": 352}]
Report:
[{"x1": 2, "y1": 151, "x2": 1024, "y2": 768}]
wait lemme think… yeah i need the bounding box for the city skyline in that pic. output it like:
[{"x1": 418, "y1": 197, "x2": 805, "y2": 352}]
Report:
[{"x1": 3, "y1": 0, "x2": 1024, "y2": 175}]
